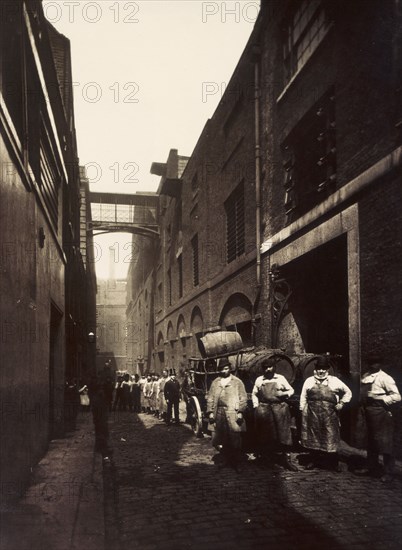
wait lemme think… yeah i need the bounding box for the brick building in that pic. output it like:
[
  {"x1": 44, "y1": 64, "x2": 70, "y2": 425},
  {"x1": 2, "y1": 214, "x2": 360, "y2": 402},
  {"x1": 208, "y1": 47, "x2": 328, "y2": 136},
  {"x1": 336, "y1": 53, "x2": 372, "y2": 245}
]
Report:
[
  {"x1": 0, "y1": 1, "x2": 96, "y2": 499},
  {"x1": 96, "y1": 273, "x2": 128, "y2": 373},
  {"x1": 126, "y1": 232, "x2": 158, "y2": 375},
  {"x1": 256, "y1": 0, "x2": 402, "y2": 446},
  {"x1": 147, "y1": 52, "x2": 261, "y2": 372},
  {"x1": 126, "y1": 32, "x2": 263, "y2": 376},
  {"x1": 126, "y1": 0, "x2": 401, "y2": 449}
]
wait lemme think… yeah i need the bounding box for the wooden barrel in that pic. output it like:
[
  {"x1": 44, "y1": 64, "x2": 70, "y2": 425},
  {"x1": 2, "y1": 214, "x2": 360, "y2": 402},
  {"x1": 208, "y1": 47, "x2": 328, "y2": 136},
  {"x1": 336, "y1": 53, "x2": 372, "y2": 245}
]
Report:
[
  {"x1": 290, "y1": 353, "x2": 335, "y2": 380},
  {"x1": 198, "y1": 331, "x2": 243, "y2": 358},
  {"x1": 237, "y1": 347, "x2": 296, "y2": 391}
]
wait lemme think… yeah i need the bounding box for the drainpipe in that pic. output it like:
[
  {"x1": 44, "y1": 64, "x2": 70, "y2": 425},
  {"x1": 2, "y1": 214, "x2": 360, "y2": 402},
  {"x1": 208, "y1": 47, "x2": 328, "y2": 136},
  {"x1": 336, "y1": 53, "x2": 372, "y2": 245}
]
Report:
[
  {"x1": 252, "y1": 45, "x2": 262, "y2": 345},
  {"x1": 254, "y1": 46, "x2": 262, "y2": 288}
]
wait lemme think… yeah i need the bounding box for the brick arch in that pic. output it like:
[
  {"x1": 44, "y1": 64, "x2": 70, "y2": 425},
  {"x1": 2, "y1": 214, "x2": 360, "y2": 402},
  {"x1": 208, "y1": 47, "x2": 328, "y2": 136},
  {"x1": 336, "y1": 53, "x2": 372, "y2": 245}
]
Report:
[
  {"x1": 190, "y1": 306, "x2": 204, "y2": 334},
  {"x1": 177, "y1": 314, "x2": 186, "y2": 337},
  {"x1": 166, "y1": 321, "x2": 174, "y2": 341},
  {"x1": 156, "y1": 331, "x2": 165, "y2": 371},
  {"x1": 219, "y1": 293, "x2": 253, "y2": 346},
  {"x1": 190, "y1": 306, "x2": 204, "y2": 357},
  {"x1": 218, "y1": 293, "x2": 253, "y2": 327}
]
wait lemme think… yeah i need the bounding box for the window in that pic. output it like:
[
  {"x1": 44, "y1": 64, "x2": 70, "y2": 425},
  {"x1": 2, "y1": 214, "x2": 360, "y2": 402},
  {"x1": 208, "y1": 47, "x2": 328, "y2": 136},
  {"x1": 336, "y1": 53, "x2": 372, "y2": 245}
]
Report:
[
  {"x1": 157, "y1": 283, "x2": 163, "y2": 310},
  {"x1": 192, "y1": 235, "x2": 199, "y2": 287},
  {"x1": 1, "y1": 5, "x2": 24, "y2": 143},
  {"x1": 283, "y1": 0, "x2": 330, "y2": 83},
  {"x1": 1, "y1": 10, "x2": 62, "y2": 229},
  {"x1": 167, "y1": 270, "x2": 172, "y2": 306},
  {"x1": 282, "y1": 90, "x2": 336, "y2": 222},
  {"x1": 225, "y1": 182, "x2": 245, "y2": 263},
  {"x1": 177, "y1": 255, "x2": 183, "y2": 298}
]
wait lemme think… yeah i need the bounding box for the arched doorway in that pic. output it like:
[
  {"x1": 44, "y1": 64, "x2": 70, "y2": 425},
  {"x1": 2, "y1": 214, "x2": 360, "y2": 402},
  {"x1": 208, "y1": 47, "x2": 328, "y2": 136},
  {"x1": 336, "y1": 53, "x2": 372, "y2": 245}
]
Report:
[
  {"x1": 177, "y1": 314, "x2": 188, "y2": 369},
  {"x1": 190, "y1": 306, "x2": 204, "y2": 357},
  {"x1": 219, "y1": 293, "x2": 253, "y2": 347},
  {"x1": 166, "y1": 321, "x2": 175, "y2": 371},
  {"x1": 156, "y1": 331, "x2": 164, "y2": 372}
]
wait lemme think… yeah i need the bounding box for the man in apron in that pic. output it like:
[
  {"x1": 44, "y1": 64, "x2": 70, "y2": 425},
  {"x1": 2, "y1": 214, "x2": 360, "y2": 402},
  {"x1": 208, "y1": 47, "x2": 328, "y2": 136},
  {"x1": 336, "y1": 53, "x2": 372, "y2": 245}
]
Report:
[
  {"x1": 359, "y1": 354, "x2": 401, "y2": 482},
  {"x1": 300, "y1": 355, "x2": 352, "y2": 470},
  {"x1": 252, "y1": 356, "x2": 298, "y2": 471},
  {"x1": 158, "y1": 369, "x2": 169, "y2": 421},
  {"x1": 143, "y1": 374, "x2": 153, "y2": 414}
]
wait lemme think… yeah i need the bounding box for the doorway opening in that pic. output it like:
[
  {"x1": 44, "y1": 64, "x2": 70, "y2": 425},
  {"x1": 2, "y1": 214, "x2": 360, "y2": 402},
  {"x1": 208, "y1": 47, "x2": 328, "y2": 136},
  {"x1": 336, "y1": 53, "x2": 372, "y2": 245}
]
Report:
[{"x1": 279, "y1": 234, "x2": 349, "y2": 374}]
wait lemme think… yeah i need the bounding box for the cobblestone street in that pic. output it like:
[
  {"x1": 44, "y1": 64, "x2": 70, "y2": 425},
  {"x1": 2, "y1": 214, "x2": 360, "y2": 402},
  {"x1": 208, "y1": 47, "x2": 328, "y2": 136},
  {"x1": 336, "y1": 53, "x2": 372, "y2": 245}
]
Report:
[{"x1": 106, "y1": 410, "x2": 402, "y2": 550}]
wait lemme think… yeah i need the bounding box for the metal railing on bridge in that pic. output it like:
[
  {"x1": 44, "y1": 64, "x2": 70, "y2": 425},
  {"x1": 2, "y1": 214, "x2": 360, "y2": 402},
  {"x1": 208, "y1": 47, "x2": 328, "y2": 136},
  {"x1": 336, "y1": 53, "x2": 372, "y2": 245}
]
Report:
[{"x1": 89, "y1": 191, "x2": 159, "y2": 238}]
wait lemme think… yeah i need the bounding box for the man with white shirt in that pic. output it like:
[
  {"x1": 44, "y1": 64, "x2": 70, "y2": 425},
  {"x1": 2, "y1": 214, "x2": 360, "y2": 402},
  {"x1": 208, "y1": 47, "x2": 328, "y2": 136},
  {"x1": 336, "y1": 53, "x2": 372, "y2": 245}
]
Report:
[
  {"x1": 359, "y1": 354, "x2": 401, "y2": 482},
  {"x1": 252, "y1": 356, "x2": 298, "y2": 471}
]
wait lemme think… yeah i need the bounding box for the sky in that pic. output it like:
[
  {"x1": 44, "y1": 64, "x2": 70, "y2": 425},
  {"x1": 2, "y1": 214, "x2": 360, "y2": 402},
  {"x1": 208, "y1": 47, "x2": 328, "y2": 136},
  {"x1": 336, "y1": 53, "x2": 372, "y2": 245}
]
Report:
[{"x1": 44, "y1": 0, "x2": 260, "y2": 278}]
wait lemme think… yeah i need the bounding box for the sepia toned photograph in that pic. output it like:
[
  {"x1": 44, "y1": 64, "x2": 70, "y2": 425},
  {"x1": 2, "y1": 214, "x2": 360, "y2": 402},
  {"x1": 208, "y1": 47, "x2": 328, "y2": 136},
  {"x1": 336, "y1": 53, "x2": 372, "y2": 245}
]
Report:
[{"x1": 0, "y1": 1, "x2": 401, "y2": 549}]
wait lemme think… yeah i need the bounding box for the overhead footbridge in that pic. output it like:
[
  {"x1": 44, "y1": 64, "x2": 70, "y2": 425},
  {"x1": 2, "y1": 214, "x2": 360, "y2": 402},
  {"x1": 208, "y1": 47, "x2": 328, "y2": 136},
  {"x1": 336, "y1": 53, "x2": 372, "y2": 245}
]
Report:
[{"x1": 89, "y1": 191, "x2": 159, "y2": 238}]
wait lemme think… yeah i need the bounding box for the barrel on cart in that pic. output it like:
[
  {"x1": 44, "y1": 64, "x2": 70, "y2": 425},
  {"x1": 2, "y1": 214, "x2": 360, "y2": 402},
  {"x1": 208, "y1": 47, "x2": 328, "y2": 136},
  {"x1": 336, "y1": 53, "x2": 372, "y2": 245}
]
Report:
[
  {"x1": 198, "y1": 331, "x2": 243, "y2": 358},
  {"x1": 182, "y1": 332, "x2": 245, "y2": 437}
]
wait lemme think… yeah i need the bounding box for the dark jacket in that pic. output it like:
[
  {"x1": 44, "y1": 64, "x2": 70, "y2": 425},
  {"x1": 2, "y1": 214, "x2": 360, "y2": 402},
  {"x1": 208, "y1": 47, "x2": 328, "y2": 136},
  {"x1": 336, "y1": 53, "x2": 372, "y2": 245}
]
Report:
[{"x1": 164, "y1": 378, "x2": 181, "y2": 402}]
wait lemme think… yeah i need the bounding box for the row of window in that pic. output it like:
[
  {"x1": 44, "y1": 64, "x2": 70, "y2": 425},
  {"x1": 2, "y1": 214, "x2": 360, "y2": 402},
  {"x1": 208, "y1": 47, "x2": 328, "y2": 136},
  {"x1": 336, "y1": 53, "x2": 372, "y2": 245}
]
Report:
[
  {"x1": 160, "y1": 180, "x2": 246, "y2": 309},
  {"x1": 161, "y1": 92, "x2": 338, "y2": 306},
  {"x1": 1, "y1": 8, "x2": 63, "y2": 231},
  {"x1": 157, "y1": 1, "x2": 334, "y2": 307}
]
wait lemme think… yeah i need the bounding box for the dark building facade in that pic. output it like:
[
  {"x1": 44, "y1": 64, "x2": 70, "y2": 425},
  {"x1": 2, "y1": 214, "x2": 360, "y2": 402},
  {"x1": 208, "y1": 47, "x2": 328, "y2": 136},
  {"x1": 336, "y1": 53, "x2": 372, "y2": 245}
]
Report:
[
  {"x1": 79, "y1": 166, "x2": 97, "y2": 379},
  {"x1": 256, "y1": 0, "x2": 402, "y2": 447},
  {"x1": 126, "y1": 232, "x2": 158, "y2": 375},
  {"x1": 126, "y1": 0, "x2": 401, "y2": 450},
  {"x1": 151, "y1": 66, "x2": 259, "y2": 373},
  {"x1": 0, "y1": 1, "x2": 95, "y2": 499}
]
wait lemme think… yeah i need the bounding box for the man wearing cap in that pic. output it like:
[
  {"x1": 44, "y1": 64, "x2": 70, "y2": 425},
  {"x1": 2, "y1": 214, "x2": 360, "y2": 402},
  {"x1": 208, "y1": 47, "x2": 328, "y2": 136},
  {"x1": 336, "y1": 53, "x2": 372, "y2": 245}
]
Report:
[
  {"x1": 300, "y1": 355, "x2": 352, "y2": 470},
  {"x1": 358, "y1": 354, "x2": 401, "y2": 482},
  {"x1": 164, "y1": 371, "x2": 181, "y2": 425},
  {"x1": 207, "y1": 358, "x2": 248, "y2": 470},
  {"x1": 252, "y1": 356, "x2": 298, "y2": 471}
]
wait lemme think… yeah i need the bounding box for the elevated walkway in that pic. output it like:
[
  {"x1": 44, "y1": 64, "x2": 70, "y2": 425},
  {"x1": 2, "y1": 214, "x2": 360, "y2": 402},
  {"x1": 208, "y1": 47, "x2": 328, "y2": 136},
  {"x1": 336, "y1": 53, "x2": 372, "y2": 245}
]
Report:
[{"x1": 89, "y1": 192, "x2": 159, "y2": 238}]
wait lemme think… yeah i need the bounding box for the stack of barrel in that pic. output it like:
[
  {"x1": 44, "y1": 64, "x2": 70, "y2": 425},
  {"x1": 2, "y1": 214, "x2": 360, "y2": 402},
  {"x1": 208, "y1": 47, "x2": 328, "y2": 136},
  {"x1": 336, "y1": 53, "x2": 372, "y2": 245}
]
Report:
[
  {"x1": 198, "y1": 331, "x2": 339, "y2": 390},
  {"x1": 197, "y1": 331, "x2": 343, "y2": 449}
]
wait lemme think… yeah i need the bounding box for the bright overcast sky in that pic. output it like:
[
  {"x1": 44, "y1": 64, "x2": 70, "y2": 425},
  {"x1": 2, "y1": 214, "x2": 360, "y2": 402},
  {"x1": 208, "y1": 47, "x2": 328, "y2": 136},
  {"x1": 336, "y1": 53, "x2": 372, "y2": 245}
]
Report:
[{"x1": 44, "y1": 0, "x2": 259, "y2": 277}]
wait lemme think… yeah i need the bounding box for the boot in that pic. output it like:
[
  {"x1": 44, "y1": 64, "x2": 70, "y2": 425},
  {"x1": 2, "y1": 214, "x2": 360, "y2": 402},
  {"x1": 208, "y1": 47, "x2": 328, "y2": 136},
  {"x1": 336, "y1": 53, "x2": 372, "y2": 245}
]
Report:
[{"x1": 283, "y1": 453, "x2": 299, "y2": 472}]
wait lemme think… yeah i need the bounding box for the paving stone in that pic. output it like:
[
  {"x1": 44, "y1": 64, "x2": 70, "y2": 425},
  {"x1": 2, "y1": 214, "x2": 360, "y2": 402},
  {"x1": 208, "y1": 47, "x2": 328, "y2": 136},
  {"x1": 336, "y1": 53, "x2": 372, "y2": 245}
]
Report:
[
  {"x1": 3, "y1": 409, "x2": 400, "y2": 550},
  {"x1": 102, "y1": 409, "x2": 400, "y2": 549}
]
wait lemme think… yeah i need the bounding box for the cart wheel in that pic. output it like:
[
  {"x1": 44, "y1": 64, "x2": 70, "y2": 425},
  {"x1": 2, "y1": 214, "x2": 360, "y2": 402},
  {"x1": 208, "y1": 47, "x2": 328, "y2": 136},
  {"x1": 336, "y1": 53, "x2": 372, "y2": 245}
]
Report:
[{"x1": 190, "y1": 396, "x2": 203, "y2": 438}]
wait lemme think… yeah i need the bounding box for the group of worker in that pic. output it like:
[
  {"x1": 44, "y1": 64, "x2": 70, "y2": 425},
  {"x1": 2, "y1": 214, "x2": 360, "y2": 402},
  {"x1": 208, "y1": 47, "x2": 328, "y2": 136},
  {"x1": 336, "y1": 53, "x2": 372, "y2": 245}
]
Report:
[
  {"x1": 206, "y1": 354, "x2": 401, "y2": 480},
  {"x1": 140, "y1": 369, "x2": 182, "y2": 425},
  {"x1": 91, "y1": 353, "x2": 401, "y2": 480}
]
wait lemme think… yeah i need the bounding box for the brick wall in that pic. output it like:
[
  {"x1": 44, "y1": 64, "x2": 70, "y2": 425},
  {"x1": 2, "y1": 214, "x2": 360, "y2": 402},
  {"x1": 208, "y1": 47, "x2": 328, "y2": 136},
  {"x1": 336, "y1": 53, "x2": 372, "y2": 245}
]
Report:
[
  {"x1": 359, "y1": 173, "x2": 402, "y2": 455},
  {"x1": 152, "y1": 33, "x2": 261, "y2": 370},
  {"x1": 359, "y1": 175, "x2": 402, "y2": 372},
  {"x1": 260, "y1": 0, "x2": 399, "y2": 240}
]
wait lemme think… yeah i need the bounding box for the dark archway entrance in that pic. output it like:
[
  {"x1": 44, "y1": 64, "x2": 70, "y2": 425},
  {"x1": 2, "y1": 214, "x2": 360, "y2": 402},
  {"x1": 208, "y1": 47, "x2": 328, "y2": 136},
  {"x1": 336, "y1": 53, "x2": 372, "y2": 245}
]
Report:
[{"x1": 280, "y1": 234, "x2": 349, "y2": 373}]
